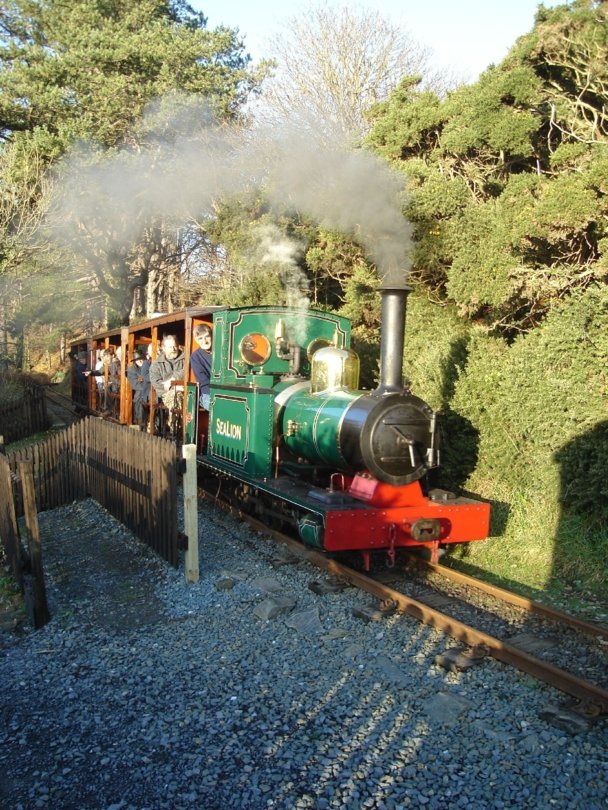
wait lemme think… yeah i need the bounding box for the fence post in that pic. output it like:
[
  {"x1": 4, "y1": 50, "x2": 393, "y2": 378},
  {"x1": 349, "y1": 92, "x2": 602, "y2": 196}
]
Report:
[
  {"x1": 182, "y1": 444, "x2": 199, "y2": 583},
  {"x1": 18, "y1": 461, "x2": 50, "y2": 629},
  {"x1": 0, "y1": 454, "x2": 22, "y2": 590}
]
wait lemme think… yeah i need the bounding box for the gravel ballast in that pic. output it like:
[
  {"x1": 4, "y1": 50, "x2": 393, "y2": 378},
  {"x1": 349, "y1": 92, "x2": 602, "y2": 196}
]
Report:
[{"x1": 0, "y1": 497, "x2": 606, "y2": 810}]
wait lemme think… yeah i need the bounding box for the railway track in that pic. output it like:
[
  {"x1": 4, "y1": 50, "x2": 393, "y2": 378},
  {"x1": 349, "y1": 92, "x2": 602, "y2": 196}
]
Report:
[
  {"x1": 44, "y1": 386, "x2": 86, "y2": 427},
  {"x1": 198, "y1": 485, "x2": 608, "y2": 719}
]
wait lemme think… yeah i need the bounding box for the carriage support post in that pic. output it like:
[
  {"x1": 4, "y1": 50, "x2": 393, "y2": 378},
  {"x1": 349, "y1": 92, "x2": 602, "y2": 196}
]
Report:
[{"x1": 182, "y1": 444, "x2": 199, "y2": 582}]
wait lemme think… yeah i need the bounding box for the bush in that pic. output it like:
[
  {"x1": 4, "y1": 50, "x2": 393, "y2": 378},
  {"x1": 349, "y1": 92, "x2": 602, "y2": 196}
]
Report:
[
  {"x1": 0, "y1": 372, "x2": 25, "y2": 405},
  {"x1": 454, "y1": 285, "x2": 608, "y2": 514},
  {"x1": 447, "y1": 286, "x2": 608, "y2": 597},
  {"x1": 395, "y1": 287, "x2": 608, "y2": 598}
]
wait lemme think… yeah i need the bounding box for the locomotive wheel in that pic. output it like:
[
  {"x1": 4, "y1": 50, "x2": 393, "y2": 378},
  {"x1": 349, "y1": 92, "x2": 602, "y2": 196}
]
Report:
[
  {"x1": 255, "y1": 493, "x2": 297, "y2": 533},
  {"x1": 234, "y1": 484, "x2": 258, "y2": 516}
]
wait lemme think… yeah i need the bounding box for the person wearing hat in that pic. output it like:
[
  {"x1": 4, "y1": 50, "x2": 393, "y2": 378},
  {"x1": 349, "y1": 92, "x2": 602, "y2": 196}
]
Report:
[
  {"x1": 74, "y1": 351, "x2": 90, "y2": 406},
  {"x1": 75, "y1": 351, "x2": 89, "y2": 377},
  {"x1": 149, "y1": 334, "x2": 185, "y2": 433},
  {"x1": 126, "y1": 349, "x2": 151, "y2": 427}
]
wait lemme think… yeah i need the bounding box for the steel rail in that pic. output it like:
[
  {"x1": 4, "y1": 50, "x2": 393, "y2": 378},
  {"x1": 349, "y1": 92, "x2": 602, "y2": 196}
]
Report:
[
  {"x1": 44, "y1": 387, "x2": 76, "y2": 406},
  {"x1": 405, "y1": 555, "x2": 608, "y2": 641},
  {"x1": 44, "y1": 387, "x2": 83, "y2": 417},
  {"x1": 199, "y1": 488, "x2": 608, "y2": 714}
]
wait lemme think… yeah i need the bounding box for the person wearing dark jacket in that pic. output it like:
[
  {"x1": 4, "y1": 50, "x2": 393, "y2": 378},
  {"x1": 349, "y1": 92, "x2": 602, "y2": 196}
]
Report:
[
  {"x1": 75, "y1": 351, "x2": 89, "y2": 382},
  {"x1": 74, "y1": 351, "x2": 89, "y2": 406},
  {"x1": 149, "y1": 335, "x2": 184, "y2": 430},
  {"x1": 126, "y1": 351, "x2": 150, "y2": 426},
  {"x1": 191, "y1": 323, "x2": 212, "y2": 410}
]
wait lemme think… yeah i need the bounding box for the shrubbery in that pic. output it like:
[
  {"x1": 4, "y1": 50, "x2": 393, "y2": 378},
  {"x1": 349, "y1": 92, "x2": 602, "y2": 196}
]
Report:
[
  {"x1": 402, "y1": 286, "x2": 608, "y2": 595},
  {"x1": 0, "y1": 372, "x2": 26, "y2": 406},
  {"x1": 363, "y1": 2, "x2": 608, "y2": 599},
  {"x1": 452, "y1": 286, "x2": 608, "y2": 518}
]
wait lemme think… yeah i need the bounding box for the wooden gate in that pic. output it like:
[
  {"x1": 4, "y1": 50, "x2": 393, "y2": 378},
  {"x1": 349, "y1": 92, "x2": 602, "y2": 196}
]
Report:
[{"x1": 4, "y1": 418, "x2": 179, "y2": 566}]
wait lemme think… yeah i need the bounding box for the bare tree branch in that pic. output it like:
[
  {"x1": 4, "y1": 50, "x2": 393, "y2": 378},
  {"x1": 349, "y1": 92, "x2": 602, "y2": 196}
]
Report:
[{"x1": 252, "y1": 3, "x2": 460, "y2": 142}]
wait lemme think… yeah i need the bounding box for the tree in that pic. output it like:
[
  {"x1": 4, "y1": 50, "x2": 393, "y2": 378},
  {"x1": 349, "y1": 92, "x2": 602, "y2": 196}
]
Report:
[
  {"x1": 252, "y1": 3, "x2": 457, "y2": 142},
  {"x1": 209, "y1": 3, "x2": 454, "y2": 320},
  {"x1": 0, "y1": 0, "x2": 264, "y2": 147},
  {"x1": 0, "y1": 0, "x2": 269, "y2": 340},
  {"x1": 365, "y1": 0, "x2": 608, "y2": 336},
  {"x1": 511, "y1": 0, "x2": 608, "y2": 144}
]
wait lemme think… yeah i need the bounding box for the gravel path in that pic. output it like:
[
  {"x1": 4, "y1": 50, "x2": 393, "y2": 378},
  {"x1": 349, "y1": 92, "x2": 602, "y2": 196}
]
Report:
[{"x1": 0, "y1": 497, "x2": 606, "y2": 810}]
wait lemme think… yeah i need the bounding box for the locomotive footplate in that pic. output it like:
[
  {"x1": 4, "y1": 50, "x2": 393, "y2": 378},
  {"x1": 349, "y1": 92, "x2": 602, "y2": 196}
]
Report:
[
  {"x1": 307, "y1": 488, "x2": 355, "y2": 505},
  {"x1": 198, "y1": 455, "x2": 369, "y2": 518},
  {"x1": 197, "y1": 456, "x2": 490, "y2": 559}
]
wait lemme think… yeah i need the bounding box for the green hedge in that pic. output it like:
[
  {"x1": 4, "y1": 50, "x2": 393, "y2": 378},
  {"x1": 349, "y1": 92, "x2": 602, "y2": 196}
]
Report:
[
  {"x1": 452, "y1": 285, "x2": 608, "y2": 523},
  {"x1": 398, "y1": 287, "x2": 607, "y2": 595}
]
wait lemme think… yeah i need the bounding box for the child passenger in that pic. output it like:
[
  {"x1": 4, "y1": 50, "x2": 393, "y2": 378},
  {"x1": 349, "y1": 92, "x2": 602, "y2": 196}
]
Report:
[{"x1": 191, "y1": 324, "x2": 212, "y2": 410}]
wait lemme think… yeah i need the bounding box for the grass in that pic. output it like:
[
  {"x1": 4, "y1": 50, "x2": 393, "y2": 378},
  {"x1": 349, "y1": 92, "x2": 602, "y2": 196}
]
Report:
[
  {"x1": 0, "y1": 573, "x2": 21, "y2": 599},
  {"x1": 0, "y1": 561, "x2": 24, "y2": 623},
  {"x1": 447, "y1": 480, "x2": 608, "y2": 616},
  {"x1": 5, "y1": 431, "x2": 54, "y2": 452}
]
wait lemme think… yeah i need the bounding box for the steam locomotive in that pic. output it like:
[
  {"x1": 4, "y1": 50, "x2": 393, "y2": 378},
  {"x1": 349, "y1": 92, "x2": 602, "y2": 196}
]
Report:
[{"x1": 71, "y1": 287, "x2": 490, "y2": 568}]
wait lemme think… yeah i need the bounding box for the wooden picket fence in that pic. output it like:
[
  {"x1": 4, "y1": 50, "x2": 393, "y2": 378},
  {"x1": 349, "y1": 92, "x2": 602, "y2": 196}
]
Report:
[
  {"x1": 0, "y1": 456, "x2": 50, "y2": 627},
  {"x1": 2, "y1": 417, "x2": 179, "y2": 567},
  {"x1": 0, "y1": 453, "x2": 21, "y2": 588},
  {"x1": 0, "y1": 379, "x2": 48, "y2": 445}
]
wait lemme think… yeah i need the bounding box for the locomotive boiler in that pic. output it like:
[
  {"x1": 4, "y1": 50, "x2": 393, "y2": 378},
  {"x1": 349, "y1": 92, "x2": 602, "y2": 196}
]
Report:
[
  {"x1": 200, "y1": 286, "x2": 490, "y2": 568},
  {"x1": 277, "y1": 288, "x2": 436, "y2": 486}
]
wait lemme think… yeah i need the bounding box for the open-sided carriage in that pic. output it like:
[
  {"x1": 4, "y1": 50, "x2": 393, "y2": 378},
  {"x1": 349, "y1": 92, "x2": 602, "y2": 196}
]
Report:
[{"x1": 70, "y1": 307, "x2": 220, "y2": 447}]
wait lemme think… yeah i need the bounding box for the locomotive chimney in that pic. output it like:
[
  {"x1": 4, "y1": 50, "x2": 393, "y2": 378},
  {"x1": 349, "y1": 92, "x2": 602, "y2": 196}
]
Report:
[{"x1": 373, "y1": 284, "x2": 411, "y2": 397}]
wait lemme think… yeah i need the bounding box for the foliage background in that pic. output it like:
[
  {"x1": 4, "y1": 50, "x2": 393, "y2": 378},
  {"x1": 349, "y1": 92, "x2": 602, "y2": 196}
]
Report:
[
  {"x1": 362, "y1": 1, "x2": 608, "y2": 599},
  {"x1": 0, "y1": 0, "x2": 606, "y2": 601}
]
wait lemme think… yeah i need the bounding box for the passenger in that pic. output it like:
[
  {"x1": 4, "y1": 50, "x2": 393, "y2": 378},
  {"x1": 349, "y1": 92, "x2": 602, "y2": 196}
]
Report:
[
  {"x1": 74, "y1": 351, "x2": 89, "y2": 405},
  {"x1": 92, "y1": 348, "x2": 116, "y2": 413},
  {"x1": 149, "y1": 335, "x2": 185, "y2": 430},
  {"x1": 191, "y1": 324, "x2": 213, "y2": 410},
  {"x1": 126, "y1": 350, "x2": 150, "y2": 427},
  {"x1": 108, "y1": 346, "x2": 122, "y2": 395},
  {"x1": 75, "y1": 351, "x2": 89, "y2": 382},
  {"x1": 92, "y1": 352, "x2": 105, "y2": 408}
]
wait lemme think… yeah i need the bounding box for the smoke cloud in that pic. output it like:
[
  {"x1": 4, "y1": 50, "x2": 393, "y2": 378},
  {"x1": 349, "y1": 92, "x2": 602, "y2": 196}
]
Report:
[
  {"x1": 49, "y1": 95, "x2": 413, "y2": 289},
  {"x1": 252, "y1": 222, "x2": 310, "y2": 311}
]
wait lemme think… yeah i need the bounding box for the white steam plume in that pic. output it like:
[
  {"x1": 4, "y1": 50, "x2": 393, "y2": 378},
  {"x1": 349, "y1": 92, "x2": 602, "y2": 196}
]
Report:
[{"x1": 49, "y1": 96, "x2": 412, "y2": 288}]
